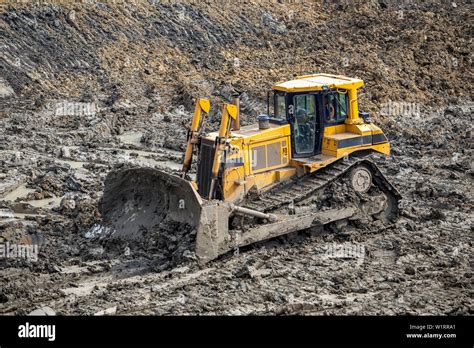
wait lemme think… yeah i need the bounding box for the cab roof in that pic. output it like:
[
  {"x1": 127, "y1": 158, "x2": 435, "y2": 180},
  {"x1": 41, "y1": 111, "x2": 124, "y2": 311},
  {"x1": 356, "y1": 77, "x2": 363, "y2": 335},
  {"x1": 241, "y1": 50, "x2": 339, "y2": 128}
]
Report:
[{"x1": 272, "y1": 73, "x2": 364, "y2": 92}]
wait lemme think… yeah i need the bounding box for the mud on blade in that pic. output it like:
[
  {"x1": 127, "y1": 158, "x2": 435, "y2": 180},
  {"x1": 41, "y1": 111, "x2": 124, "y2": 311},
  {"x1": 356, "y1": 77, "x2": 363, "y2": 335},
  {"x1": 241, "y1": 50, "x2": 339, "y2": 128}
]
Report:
[{"x1": 99, "y1": 167, "x2": 203, "y2": 242}]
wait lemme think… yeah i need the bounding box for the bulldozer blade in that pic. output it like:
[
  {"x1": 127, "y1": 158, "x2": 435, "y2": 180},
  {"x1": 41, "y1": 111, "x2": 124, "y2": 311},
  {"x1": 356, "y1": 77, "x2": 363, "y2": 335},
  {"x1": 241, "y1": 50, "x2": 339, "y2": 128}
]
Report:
[{"x1": 100, "y1": 167, "x2": 203, "y2": 242}]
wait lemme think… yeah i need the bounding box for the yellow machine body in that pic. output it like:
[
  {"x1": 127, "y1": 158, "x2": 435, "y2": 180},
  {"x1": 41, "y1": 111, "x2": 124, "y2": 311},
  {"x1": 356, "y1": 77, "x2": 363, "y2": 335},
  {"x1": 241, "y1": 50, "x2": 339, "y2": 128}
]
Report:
[
  {"x1": 196, "y1": 73, "x2": 390, "y2": 203},
  {"x1": 100, "y1": 73, "x2": 399, "y2": 264}
]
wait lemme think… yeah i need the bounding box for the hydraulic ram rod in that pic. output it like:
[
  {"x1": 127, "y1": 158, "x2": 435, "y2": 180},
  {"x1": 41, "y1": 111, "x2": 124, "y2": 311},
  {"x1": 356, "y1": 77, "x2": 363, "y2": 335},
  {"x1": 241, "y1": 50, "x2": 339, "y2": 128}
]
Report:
[{"x1": 229, "y1": 203, "x2": 278, "y2": 222}]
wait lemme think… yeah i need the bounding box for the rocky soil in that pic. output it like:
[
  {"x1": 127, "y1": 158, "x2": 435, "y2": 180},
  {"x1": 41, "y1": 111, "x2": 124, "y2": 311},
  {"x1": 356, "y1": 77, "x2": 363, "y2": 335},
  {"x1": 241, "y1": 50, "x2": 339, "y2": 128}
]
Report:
[{"x1": 0, "y1": 1, "x2": 472, "y2": 315}]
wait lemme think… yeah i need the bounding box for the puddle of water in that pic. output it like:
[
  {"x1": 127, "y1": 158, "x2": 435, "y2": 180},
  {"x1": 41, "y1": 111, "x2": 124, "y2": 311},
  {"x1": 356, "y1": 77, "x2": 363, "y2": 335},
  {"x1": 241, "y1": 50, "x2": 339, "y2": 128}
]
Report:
[
  {"x1": 0, "y1": 209, "x2": 14, "y2": 218},
  {"x1": 0, "y1": 184, "x2": 62, "y2": 212},
  {"x1": 152, "y1": 159, "x2": 182, "y2": 171},
  {"x1": 117, "y1": 131, "x2": 143, "y2": 147},
  {"x1": 117, "y1": 149, "x2": 182, "y2": 171},
  {"x1": 1, "y1": 184, "x2": 35, "y2": 202},
  {"x1": 56, "y1": 158, "x2": 85, "y2": 169},
  {"x1": 61, "y1": 282, "x2": 101, "y2": 297},
  {"x1": 26, "y1": 196, "x2": 62, "y2": 209},
  {"x1": 0, "y1": 183, "x2": 62, "y2": 209},
  {"x1": 8, "y1": 213, "x2": 46, "y2": 220},
  {"x1": 0, "y1": 209, "x2": 46, "y2": 220}
]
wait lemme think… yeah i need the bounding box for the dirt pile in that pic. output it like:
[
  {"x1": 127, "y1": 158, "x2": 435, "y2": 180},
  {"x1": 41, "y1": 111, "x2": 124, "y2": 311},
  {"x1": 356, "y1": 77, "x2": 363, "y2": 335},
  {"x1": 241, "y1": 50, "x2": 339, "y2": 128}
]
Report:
[{"x1": 2, "y1": 1, "x2": 472, "y2": 113}]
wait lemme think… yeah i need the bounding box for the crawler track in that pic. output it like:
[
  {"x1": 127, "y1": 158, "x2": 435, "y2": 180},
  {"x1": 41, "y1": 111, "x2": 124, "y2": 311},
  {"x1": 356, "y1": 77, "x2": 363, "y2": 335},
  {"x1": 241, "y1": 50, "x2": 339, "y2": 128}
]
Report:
[{"x1": 243, "y1": 155, "x2": 401, "y2": 218}]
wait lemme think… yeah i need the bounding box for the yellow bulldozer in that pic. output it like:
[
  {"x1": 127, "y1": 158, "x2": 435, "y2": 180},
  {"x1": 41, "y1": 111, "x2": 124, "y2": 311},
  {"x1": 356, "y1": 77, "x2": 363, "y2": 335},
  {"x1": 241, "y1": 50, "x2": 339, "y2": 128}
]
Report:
[{"x1": 100, "y1": 73, "x2": 400, "y2": 264}]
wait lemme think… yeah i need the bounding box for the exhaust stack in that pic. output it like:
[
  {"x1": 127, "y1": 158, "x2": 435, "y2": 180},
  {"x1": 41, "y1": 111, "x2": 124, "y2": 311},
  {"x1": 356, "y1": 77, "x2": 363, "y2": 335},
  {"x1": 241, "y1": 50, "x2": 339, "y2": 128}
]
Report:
[{"x1": 231, "y1": 93, "x2": 240, "y2": 131}]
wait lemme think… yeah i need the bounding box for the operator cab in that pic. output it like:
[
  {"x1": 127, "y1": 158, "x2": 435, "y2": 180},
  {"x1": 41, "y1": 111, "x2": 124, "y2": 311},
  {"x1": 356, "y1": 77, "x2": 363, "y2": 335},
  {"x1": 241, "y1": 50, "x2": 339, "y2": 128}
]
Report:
[{"x1": 267, "y1": 73, "x2": 363, "y2": 158}]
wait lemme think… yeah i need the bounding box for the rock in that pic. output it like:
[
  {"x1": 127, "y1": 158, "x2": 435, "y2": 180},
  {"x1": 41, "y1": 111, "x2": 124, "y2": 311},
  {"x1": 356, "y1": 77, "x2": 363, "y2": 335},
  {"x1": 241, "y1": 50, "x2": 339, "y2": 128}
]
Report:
[
  {"x1": 67, "y1": 10, "x2": 76, "y2": 22},
  {"x1": 0, "y1": 293, "x2": 9, "y2": 303},
  {"x1": 33, "y1": 192, "x2": 44, "y2": 200},
  {"x1": 60, "y1": 197, "x2": 76, "y2": 212},
  {"x1": 404, "y1": 266, "x2": 416, "y2": 275},
  {"x1": 0, "y1": 77, "x2": 15, "y2": 98},
  {"x1": 28, "y1": 306, "x2": 56, "y2": 316},
  {"x1": 43, "y1": 191, "x2": 54, "y2": 199},
  {"x1": 61, "y1": 146, "x2": 71, "y2": 158}
]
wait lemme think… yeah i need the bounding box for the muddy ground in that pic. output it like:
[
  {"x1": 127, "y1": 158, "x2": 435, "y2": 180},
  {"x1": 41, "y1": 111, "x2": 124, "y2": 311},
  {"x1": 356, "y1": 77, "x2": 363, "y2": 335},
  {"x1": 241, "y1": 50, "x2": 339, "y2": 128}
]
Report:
[{"x1": 0, "y1": 1, "x2": 473, "y2": 315}]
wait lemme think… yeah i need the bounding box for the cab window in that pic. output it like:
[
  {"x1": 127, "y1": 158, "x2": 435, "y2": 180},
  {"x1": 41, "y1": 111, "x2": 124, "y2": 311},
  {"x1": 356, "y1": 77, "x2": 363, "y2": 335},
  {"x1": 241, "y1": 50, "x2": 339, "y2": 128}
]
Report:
[
  {"x1": 274, "y1": 93, "x2": 286, "y2": 120},
  {"x1": 293, "y1": 94, "x2": 316, "y2": 154},
  {"x1": 324, "y1": 91, "x2": 348, "y2": 124}
]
